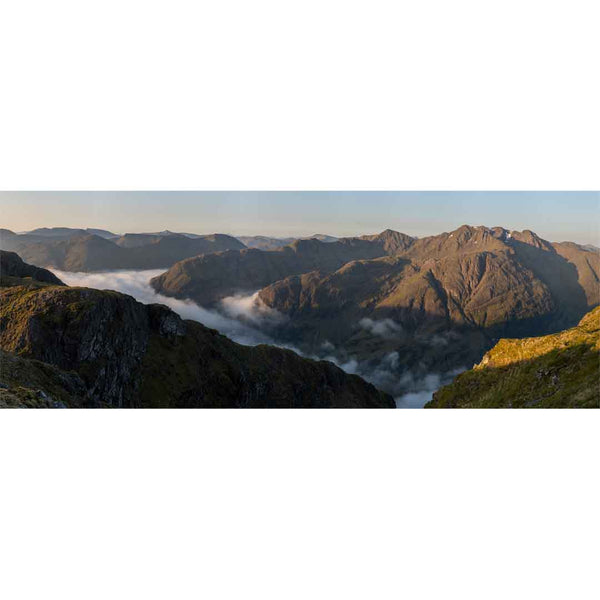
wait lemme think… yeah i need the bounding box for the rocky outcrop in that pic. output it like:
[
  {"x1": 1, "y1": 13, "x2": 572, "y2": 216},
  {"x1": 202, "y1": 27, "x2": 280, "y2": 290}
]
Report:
[
  {"x1": 0, "y1": 250, "x2": 65, "y2": 286},
  {"x1": 426, "y1": 307, "x2": 600, "y2": 408},
  {"x1": 0, "y1": 350, "x2": 86, "y2": 408}
]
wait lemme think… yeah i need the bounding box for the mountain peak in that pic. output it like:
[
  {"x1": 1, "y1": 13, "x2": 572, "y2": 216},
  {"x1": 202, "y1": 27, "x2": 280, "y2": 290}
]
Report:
[
  {"x1": 508, "y1": 229, "x2": 554, "y2": 251},
  {"x1": 360, "y1": 229, "x2": 415, "y2": 254}
]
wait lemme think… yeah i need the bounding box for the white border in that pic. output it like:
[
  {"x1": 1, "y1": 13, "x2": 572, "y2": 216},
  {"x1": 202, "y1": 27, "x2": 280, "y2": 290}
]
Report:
[
  {"x1": 0, "y1": 1, "x2": 599, "y2": 599},
  {"x1": 0, "y1": 411, "x2": 598, "y2": 599},
  {"x1": 0, "y1": 0, "x2": 598, "y2": 190}
]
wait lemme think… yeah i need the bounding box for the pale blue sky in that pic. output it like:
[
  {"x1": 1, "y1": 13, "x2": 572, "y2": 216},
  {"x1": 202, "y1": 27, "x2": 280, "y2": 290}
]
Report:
[{"x1": 1, "y1": 191, "x2": 598, "y2": 245}]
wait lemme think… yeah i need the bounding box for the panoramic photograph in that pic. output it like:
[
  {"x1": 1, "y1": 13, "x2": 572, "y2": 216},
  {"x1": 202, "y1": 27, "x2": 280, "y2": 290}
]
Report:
[
  {"x1": 4, "y1": 2, "x2": 598, "y2": 598},
  {"x1": 1, "y1": 191, "x2": 599, "y2": 409}
]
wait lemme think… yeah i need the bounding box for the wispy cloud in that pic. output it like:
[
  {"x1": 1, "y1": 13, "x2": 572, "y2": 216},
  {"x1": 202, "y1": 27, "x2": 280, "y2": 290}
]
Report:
[
  {"x1": 55, "y1": 269, "x2": 464, "y2": 408},
  {"x1": 359, "y1": 317, "x2": 404, "y2": 339},
  {"x1": 54, "y1": 269, "x2": 280, "y2": 347}
]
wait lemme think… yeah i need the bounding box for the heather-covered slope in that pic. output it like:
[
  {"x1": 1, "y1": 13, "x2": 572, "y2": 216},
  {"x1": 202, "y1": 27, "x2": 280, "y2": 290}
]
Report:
[
  {"x1": 151, "y1": 231, "x2": 416, "y2": 305},
  {"x1": 0, "y1": 256, "x2": 393, "y2": 408},
  {"x1": 427, "y1": 307, "x2": 600, "y2": 408},
  {"x1": 1, "y1": 232, "x2": 246, "y2": 271}
]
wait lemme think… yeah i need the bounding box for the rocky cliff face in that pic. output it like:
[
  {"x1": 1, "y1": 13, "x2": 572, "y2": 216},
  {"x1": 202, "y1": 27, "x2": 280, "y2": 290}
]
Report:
[
  {"x1": 0, "y1": 255, "x2": 393, "y2": 408},
  {"x1": 0, "y1": 350, "x2": 86, "y2": 408},
  {"x1": 426, "y1": 307, "x2": 600, "y2": 408}
]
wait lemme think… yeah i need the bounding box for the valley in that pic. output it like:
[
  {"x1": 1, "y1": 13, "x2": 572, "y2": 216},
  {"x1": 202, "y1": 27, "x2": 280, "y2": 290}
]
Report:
[{"x1": 1, "y1": 223, "x2": 598, "y2": 408}]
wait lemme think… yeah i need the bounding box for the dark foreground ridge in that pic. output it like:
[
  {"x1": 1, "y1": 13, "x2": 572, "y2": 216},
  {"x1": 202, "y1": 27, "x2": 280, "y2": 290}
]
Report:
[
  {"x1": 426, "y1": 307, "x2": 600, "y2": 408},
  {"x1": 0, "y1": 251, "x2": 393, "y2": 408}
]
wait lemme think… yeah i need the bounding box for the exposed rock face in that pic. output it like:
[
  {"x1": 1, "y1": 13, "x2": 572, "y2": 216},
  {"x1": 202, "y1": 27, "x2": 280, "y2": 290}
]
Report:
[
  {"x1": 427, "y1": 307, "x2": 600, "y2": 408},
  {"x1": 0, "y1": 231, "x2": 246, "y2": 271},
  {"x1": 1, "y1": 286, "x2": 152, "y2": 405},
  {"x1": 151, "y1": 233, "x2": 415, "y2": 305},
  {"x1": 0, "y1": 350, "x2": 86, "y2": 408},
  {"x1": 0, "y1": 250, "x2": 65, "y2": 286},
  {"x1": 0, "y1": 256, "x2": 393, "y2": 408}
]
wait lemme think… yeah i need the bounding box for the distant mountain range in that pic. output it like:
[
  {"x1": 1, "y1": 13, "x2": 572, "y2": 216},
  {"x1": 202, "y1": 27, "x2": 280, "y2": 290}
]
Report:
[
  {"x1": 24, "y1": 227, "x2": 119, "y2": 239},
  {"x1": 0, "y1": 228, "x2": 245, "y2": 271},
  {"x1": 0, "y1": 251, "x2": 393, "y2": 408},
  {"x1": 238, "y1": 234, "x2": 338, "y2": 250},
  {"x1": 427, "y1": 306, "x2": 600, "y2": 408},
  {"x1": 0, "y1": 227, "x2": 344, "y2": 271}
]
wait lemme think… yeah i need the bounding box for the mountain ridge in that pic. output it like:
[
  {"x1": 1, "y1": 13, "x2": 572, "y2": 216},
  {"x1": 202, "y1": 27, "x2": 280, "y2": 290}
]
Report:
[
  {"x1": 426, "y1": 307, "x2": 600, "y2": 408},
  {"x1": 254, "y1": 226, "x2": 599, "y2": 375},
  {"x1": 0, "y1": 252, "x2": 393, "y2": 408},
  {"x1": 1, "y1": 231, "x2": 246, "y2": 271},
  {"x1": 151, "y1": 230, "x2": 415, "y2": 305}
]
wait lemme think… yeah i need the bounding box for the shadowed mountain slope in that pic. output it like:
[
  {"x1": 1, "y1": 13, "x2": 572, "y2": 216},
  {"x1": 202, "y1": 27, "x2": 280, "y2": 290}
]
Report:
[
  {"x1": 0, "y1": 254, "x2": 393, "y2": 408},
  {"x1": 256, "y1": 226, "x2": 599, "y2": 372},
  {"x1": 426, "y1": 307, "x2": 600, "y2": 408},
  {"x1": 151, "y1": 231, "x2": 416, "y2": 305}
]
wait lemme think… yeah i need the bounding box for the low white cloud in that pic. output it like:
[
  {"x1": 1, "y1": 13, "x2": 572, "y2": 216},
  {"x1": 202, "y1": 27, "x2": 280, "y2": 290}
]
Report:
[
  {"x1": 359, "y1": 317, "x2": 404, "y2": 339},
  {"x1": 395, "y1": 368, "x2": 465, "y2": 409},
  {"x1": 220, "y1": 292, "x2": 287, "y2": 327},
  {"x1": 318, "y1": 350, "x2": 459, "y2": 409},
  {"x1": 397, "y1": 391, "x2": 437, "y2": 409},
  {"x1": 54, "y1": 269, "x2": 279, "y2": 347}
]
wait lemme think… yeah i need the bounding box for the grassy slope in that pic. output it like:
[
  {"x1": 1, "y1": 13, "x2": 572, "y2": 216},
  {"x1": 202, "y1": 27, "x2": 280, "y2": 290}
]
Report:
[{"x1": 427, "y1": 307, "x2": 600, "y2": 408}]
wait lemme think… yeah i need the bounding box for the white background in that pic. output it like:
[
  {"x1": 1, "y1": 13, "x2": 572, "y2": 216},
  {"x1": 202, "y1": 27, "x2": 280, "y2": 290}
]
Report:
[{"x1": 0, "y1": 1, "x2": 599, "y2": 599}]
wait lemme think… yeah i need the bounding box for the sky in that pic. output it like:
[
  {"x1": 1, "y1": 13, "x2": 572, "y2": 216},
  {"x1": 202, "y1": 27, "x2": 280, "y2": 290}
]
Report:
[{"x1": 1, "y1": 191, "x2": 599, "y2": 245}]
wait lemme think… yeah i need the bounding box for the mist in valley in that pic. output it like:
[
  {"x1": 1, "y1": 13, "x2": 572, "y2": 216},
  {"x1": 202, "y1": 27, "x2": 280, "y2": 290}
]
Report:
[{"x1": 55, "y1": 269, "x2": 464, "y2": 407}]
